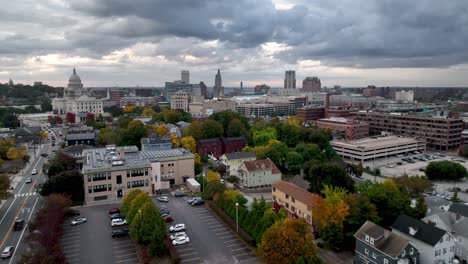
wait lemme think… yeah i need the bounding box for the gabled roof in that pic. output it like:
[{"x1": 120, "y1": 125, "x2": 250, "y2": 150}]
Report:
[
  {"x1": 391, "y1": 214, "x2": 446, "y2": 246},
  {"x1": 15, "y1": 126, "x2": 41, "y2": 136},
  {"x1": 449, "y1": 203, "x2": 468, "y2": 218},
  {"x1": 242, "y1": 158, "x2": 281, "y2": 174},
  {"x1": 354, "y1": 221, "x2": 411, "y2": 258},
  {"x1": 223, "y1": 152, "x2": 256, "y2": 160},
  {"x1": 272, "y1": 180, "x2": 312, "y2": 208}
]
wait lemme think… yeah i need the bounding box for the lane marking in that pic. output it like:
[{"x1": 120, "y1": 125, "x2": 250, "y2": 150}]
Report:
[{"x1": 180, "y1": 252, "x2": 198, "y2": 257}]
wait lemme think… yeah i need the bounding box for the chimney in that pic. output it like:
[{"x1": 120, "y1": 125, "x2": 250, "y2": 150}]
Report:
[{"x1": 119, "y1": 149, "x2": 125, "y2": 160}]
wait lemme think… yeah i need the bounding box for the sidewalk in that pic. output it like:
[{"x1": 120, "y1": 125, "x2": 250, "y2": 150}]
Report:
[{"x1": 0, "y1": 145, "x2": 43, "y2": 210}]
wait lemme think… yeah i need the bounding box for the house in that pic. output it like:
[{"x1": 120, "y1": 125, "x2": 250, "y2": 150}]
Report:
[
  {"x1": 141, "y1": 135, "x2": 172, "y2": 151},
  {"x1": 196, "y1": 137, "x2": 247, "y2": 158},
  {"x1": 391, "y1": 214, "x2": 455, "y2": 264},
  {"x1": 354, "y1": 221, "x2": 420, "y2": 264},
  {"x1": 425, "y1": 195, "x2": 452, "y2": 217},
  {"x1": 166, "y1": 124, "x2": 181, "y2": 137},
  {"x1": 271, "y1": 180, "x2": 313, "y2": 228},
  {"x1": 237, "y1": 158, "x2": 281, "y2": 189},
  {"x1": 14, "y1": 126, "x2": 42, "y2": 144},
  {"x1": 64, "y1": 126, "x2": 97, "y2": 146},
  {"x1": 423, "y1": 203, "x2": 468, "y2": 264},
  {"x1": 220, "y1": 151, "x2": 256, "y2": 177},
  {"x1": 61, "y1": 145, "x2": 93, "y2": 169}
]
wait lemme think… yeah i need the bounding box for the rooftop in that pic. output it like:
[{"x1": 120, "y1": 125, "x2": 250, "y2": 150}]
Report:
[
  {"x1": 317, "y1": 117, "x2": 350, "y2": 123},
  {"x1": 331, "y1": 136, "x2": 421, "y2": 150},
  {"x1": 391, "y1": 214, "x2": 446, "y2": 246},
  {"x1": 223, "y1": 151, "x2": 256, "y2": 160},
  {"x1": 272, "y1": 180, "x2": 312, "y2": 208},
  {"x1": 242, "y1": 158, "x2": 281, "y2": 174},
  {"x1": 449, "y1": 203, "x2": 468, "y2": 218}
]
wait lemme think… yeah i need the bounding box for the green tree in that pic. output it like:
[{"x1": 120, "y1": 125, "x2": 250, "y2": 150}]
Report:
[
  {"x1": 304, "y1": 160, "x2": 355, "y2": 193},
  {"x1": 120, "y1": 189, "x2": 144, "y2": 216},
  {"x1": 453, "y1": 191, "x2": 460, "y2": 203},
  {"x1": 253, "y1": 127, "x2": 277, "y2": 146},
  {"x1": 183, "y1": 121, "x2": 204, "y2": 140},
  {"x1": 0, "y1": 175, "x2": 11, "y2": 200},
  {"x1": 118, "y1": 115, "x2": 132, "y2": 128},
  {"x1": 201, "y1": 182, "x2": 225, "y2": 200},
  {"x1": 295, "y1": 143, "x2": 324, "y2": 162},
  {"x1": 104, "y1": 105, "x2": 124, "y2": 117},
  {"x1": 40, "y1": 170, "x2": 84, "y2": 204},
  {"x1": 41, "y1": 100, "x2": 53, "y2": 112},
  {"x1": 99, "y1": 126, "x2": 120, "y2": 145},
  {"x1": 127, "y1": 193, "x2": 153, "y2": 224},
  {"x1": 393, "y1": 175, "x2": 432, "y2": 195},
  {"x1": 130, "y1": 201, "x2": 161, "y2": 243},
  {"x1": 201, "y1": 119, "x2": 224, "y2": 139},
  {"x1": 410, "y1": 194, "x2": 428, "y2": 219},
  {"x1": 209, "y1": 111, "x2": 250, "y2": 137},
  {"x1": 120, "y1": 125, "x2": 148, "y2": 149},
  {"x1": 285, "y1": 151, "x2": 304, "y2": 175},
  {"x1": 425, "y1": 160, "x2": 468, "y2": 181},
  {"x1": 343, "y1": 193, "x2": 380, "y2": 245},
  {"x1": 227, "y1": 118, "x2": 249, "y2": 139}
]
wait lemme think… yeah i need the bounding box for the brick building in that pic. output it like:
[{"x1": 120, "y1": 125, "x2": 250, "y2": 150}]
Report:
[
  {"x1": 353, "y1": 112, "x2": 463, "y2": 150},
  {"x1": 316, "y1": 117, "x2": 369, "y2": 140},
  {"x1": 297, "y1": 106, "x2": 325, "y2": 123},
  {"x1": 196, "y1": 137, "x2": 247, "y2": 158}
]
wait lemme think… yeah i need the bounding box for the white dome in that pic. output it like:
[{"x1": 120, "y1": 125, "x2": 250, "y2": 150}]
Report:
[{"x1": 69, "y1": 68, "x2": 82, "y2": 83}]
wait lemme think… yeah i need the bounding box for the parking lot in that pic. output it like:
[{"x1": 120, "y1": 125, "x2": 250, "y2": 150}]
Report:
[
  {"x1": 155, "y1": 194, "x2": 261, "y2": 264},
  {"x1": 61, "y1": 204, "x2": 138, "y2": 264}
]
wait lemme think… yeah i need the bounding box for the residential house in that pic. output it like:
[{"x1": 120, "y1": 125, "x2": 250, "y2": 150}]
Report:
[
  {"x1": 14, "y1": 126, "x2": 42, "y2": 144},
  {"x1": 423, "y1": 204, "x2": 468, "y2": 264},
  {"x1": 166, "y1": 124, "x2": 181, "y2": 138},
  {"x1": 354, "y1": 221, "x2": 420, "y2": 264},
  {"x1": 237, "y1": 158, "x2": 281, "y2": 189},
  {"x1": 141, "y1": 135, "x2": 172, "y2": 151},
  {"x1": 220, "y1": 151, "x2": 256, "y2": 177},
  {"x1": 271, "y1": 180, "x2": 313, "y2": 228},
  {"x1": 391, "y1": 214, "x2": 456, "y2": 264}
]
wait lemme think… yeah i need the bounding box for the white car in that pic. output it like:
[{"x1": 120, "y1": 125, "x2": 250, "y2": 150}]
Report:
[
  {"x1": 111, "y1": 218, "x2": 127, "y2": 227},
  {"x1": 170, "y1": 232, "x2": 187, "y2": 241},
  {"x1": 1, "y1": 246, "x2": 14, "y2": 259},
  {"x1": 71, "y1": 217, "x2": 87, "y2": 226},
  {"x1": 172, "y1": 235, "x2": 190, "y2": 246},
  {"x1": 169, "y1": 223, "x2": 186, "y2": 233},
  {"x1": 25, "y1": 178, "x2": 32, "y2": 184},
  {"x1": 31, "y1": 169, "x2": 37, "y2": 175},
  {"x1": 157, "y1": 196, "x2": 169, "y2": 202},
  {"x1": 187, "y1": 197, "x2": 201, "y2": 204}
]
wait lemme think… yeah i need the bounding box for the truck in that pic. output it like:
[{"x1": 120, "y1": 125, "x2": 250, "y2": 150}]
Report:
[{"x1": 186, "y1": 178, "x2": 201, "y2": 193}]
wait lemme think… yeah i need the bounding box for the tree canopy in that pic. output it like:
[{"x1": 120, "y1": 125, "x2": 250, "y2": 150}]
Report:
[{"x1": 425, "y1": 160, "x2": 468, "y2": 181}]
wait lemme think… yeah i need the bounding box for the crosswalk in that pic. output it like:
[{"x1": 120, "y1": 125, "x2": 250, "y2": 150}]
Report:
[{"x1": 14, "y1": 192, "x2": 37, "y2": 198}]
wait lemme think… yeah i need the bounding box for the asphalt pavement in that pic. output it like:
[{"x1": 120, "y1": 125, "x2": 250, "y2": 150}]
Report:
[{"x1": 154, "y1": 195, "x2": 262, "y2": 264}]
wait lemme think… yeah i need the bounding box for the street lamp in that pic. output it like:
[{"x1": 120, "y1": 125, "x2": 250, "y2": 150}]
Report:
[{"x1": 235, "y1": 202, "x2": 239, "y2": 233}]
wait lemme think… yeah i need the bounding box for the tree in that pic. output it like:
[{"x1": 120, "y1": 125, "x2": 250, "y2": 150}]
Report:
[
  {"x1": 227, "y1": 118, "x2": 249, "y2": 139},
  {"x1": 393, "y1": 175, "x2": 432, "y2": 195},
  {"x1": 209, "y1": 111, "x2": 250, "y2": 137},
  {"x1": 206, "y1": 170, "x2": 220, "y2": 183},
  {"x1": 2, "y1": 114, "x2": 19, "y2": 128},
  {"x1": 343, "y1": 193, "x2": 380, "y2": 245},
  {"x1": 181, "y1": 136, "x2": 196, "y2": 153},
  {"x1": 253, "y1": 127, "x2": 277, "y2": 146},
  {"x1": 201, "y1": 181, "x2": 225, "y2": 200},
  {"x1": 425, "y1": 160, "x2": 468, "y2": 181},
  {"x1": 141, "y1": 107, "x2": 157, "y2": 117},
  {"x1": 353, "y1": 162, "x2": 364, "y2": 177},
  {"x1": 39, "y1": 131, "x2": 48, "y2": 142},
  {"x1": 124, "y1": 105, "x2": 136, "y2": 113},
  {"x1": 304, "y1": 160, "x2": 355, "y2": 193},
  {"x1": 127, "y1": 192, "x2": 153, "y2": 224},
  {"x1": 41, "y1": 100, "x2": 52, "y2": 112},
  {"x1": 104, "y1": 105, "x2": 124, "y2": 117},
  {"x1": 7, "y1": 146, "x2": 26, "y2": 160},
  {"x1": 258, "y1": 218, "x2": 319, "y2": 264},
  {"x1": 118, "y1": 115, "x2": 132, "y2": 128},
  {"x1": 0, "y1": 175, "x2": 11, "y2": 200},
  {"x1": 66, "y1": 112, "x2": 75, "y2": 123},
  {"x1": 40, "y1": 170, "x2": 84, "y2": 203},
  {"x1": 411, "y1": 194, "x2": 428, "y2": 219},
  {"x1": 120, "y1": 121, "x2": 148, "y2": 148},
  {"x1": 155, "y1": 124, "x2": 168, "y2": 136},
  {"x1": 202, "y1": 119, "x2": 224, "y2": 139},
  {"x1": 184, "y1": 120, "x2": 204, "y2": 139},
  {"x1": 120, "y1": 189, "x2": 144, "y2": 216},
  {"x1": 285, "y1": 151, "x2": 303, "y2": 175},
  {"x1": 295, "y1": 143, "x2": 324, "y2": 162},
  {"x1": 130, "y1": 201, "x2": 162, "y2": 243},
  {"x1": 99, "y1": 126, "x2": 120, "y2": 145}
]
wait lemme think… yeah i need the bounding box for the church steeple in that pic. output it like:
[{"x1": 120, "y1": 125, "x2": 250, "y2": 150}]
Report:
[{"x1": 8, "y1": 78, "x2": 13, "y2": 87}]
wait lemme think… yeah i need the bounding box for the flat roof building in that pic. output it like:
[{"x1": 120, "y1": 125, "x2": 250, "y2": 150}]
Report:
[
  {"x1": 331, "y1": 136, "x2": 426, "y2": 162},
  {"x1": 316, "y1": 117, "x2": 369, "y2": 140}
]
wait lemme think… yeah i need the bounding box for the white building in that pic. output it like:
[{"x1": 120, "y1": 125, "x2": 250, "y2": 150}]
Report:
[
  {"x1": 331, "y1": 135, "x2": 426, "y2": 162},
  {"x1": 170, "y1": 91, "x2": 190, "y2": 112},
  {"x1": 391, "y1": 214, "x2": 456, "y2": 264},
  {"x1": 237, "y1": 159, "x2": 281, "y2": 189},
  {"x1": 395, "y1": 91, "x2": 415, "y2": 102},
  {"x1": 52, "y1": 68, "x2": 104, "y2": 122}
]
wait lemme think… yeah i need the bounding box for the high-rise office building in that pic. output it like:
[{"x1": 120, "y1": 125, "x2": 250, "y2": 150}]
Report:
[
  {"x1": 181, "y1": 70, "x2": 190, "y2": 84},
  {"x1": 284, "y1": 70, "x2": 296, "y2": 89},
  {"x1": 302, "y1": 77, "x2": 321, "y2": 92},
  {"x1": 214, "y1": 69, "x2": 223, "y2": 98}
]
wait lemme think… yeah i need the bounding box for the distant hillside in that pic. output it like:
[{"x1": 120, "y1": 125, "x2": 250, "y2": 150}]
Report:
[{"x1": 0, "y1": 83, "x2": 63, "y2": 106}]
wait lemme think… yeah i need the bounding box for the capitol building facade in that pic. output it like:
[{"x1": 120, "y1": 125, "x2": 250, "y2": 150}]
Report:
[{"x1": 52, "y1": 68, "x2": 106, "y2": 122}]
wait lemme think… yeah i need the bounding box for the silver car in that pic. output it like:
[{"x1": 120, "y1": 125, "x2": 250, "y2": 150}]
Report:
[{"x1": 71, "y1": 217, "x2": 87, "y2": 226}]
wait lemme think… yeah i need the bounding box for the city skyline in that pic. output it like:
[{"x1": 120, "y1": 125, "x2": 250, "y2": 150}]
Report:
[{"x1": 1, "y1": 0, "x2": 468, "y2": 87}]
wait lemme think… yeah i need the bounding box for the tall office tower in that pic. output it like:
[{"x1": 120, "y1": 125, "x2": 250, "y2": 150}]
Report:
[
  {"x1": 200, "y1": 81, "x2": 208, "y2": 99},
  {"x1": 181, "y1": 70, "x2": 190, "y2": 84},
  {"x1": 302, "y1": 77, "x2": 321, "y2": 92},
  {"x1": 284, "y1": 70, "x2": 296, "y2": 89},
  {"x1": 214, "y1": 69, "x2": 223, "y2": 98},
  {"x1": 240, "y1": 81, "x2": 243, "y2": 91}
]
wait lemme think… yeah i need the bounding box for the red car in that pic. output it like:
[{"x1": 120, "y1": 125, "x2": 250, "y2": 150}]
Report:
[
  {"x1": 164, "y1": 215, "x2": 174, "y2": 223},
  {"x1": 109, "y1": 208, "x2": 120, "y2": 215}
]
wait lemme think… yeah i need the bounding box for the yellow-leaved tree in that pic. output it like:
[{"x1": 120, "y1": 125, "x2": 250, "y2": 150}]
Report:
[{"x1": 181, "y1": 136, "x2": 196, "y2": 153}]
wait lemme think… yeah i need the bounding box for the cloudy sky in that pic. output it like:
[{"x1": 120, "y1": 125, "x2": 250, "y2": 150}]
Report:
[{"x1": 1, "y1": 0, "x2": 468, "y2": 88}]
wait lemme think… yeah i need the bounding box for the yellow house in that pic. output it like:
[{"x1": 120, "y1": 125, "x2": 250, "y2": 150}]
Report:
[{"x1": 220, "y1": 151, "x2": 256, "y2": 177}]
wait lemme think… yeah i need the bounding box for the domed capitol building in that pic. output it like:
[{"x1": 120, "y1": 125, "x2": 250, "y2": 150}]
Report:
[{"x1": 52, "y1": 68, "x2": 106, "y2": 122}]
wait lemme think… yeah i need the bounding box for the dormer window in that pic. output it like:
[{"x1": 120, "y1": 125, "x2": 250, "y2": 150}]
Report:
[
  {"x1": 370, "y1": 238, "x2": 374, "y2": 245},
  {"x1": 410, "y1": 248, "x2": 414, "y2": 255},
  {"x1": 365, "y1": 235, "x2": 370, "y2": 242},
  {"x1": 402, "y1": 250, "x2": 406, "y2": 257}
]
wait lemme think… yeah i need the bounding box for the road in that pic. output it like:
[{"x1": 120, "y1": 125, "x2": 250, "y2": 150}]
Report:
[{"x1": 0, "y1": 123, "x2": 60, "y2": 263}]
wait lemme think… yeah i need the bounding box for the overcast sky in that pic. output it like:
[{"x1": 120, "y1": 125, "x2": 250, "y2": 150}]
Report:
[{"x1": 1, "y1": 0, "x2": 468, "y2": 88}]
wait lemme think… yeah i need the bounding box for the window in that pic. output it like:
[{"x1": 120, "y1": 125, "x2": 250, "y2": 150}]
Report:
[
  {"x1": 116, "y1": 175, "x2": 122, "y2": 185},
  {"x1": 92, "y1": 173, "x2": 107, "y2": 181},
  {"x1": 291, "y1": 206, "x2": 296, "y2": 212},
  {"x1": 145, "y1": 169, "x2": 148, "y2": 176},
  {"x1": 410, "y1": 248, "x2": 414, "y2": 255},
  {"x1": 108, "y1": 184, "x2": 112, "y2": 191},
  {"x1": 285, "y1": 194, "x2": 289, "y2": 199},
  {"x1": 145, "y1": 179, "x2": 149, "y2": 186},
  {"x1": 88, "y1": 186, "x2": 92, "y2": 193},
  {"x1": 457, "y1": 248, "x2": 461, "y2": 255},
  {"x1": 127, "y1": 182, "x2": 131, "y2": 188},
  {"x1": 383, "y1": 259, "x2": 388, "y2": 264},
  {"x1": 435, "y1": 250, "x2": 439, "y2": 257},
  {"x1": 306, "y1": 215, "x2": 311, "y2": 223},
  {"x1": 291, "y1": 197, "x2": 295, "y2": 203},
  {"x1": 446, "y1": 236, "x2": 450, "y2": 241},
  {"x1": 273, "y1": 187, "x2": 276, "y2": 192},
  {"x1": 443, "y1": 248, "x2": 447, "y2": 254},
  {"x1": 365, "y1": 248, "x2": 369, "y2": 255},
  {"x1": 87, "y1": 175, "x2": 91, "y2": 182},
  {"x1": 372, "y1": 253, "x2": 376, "y2": 259},
  {"x1": 127, "y1": 170, "x2": 130, "y2": 177},
  {"x1": 93, "y1": 184, "x2": 107, "y2": 192},
  {"x1": 413, "y1": 258, "x2": 417, "y2": 264},
  {"x1": 402, "y1": 250, "x2": 406, "y2": 257},
  {"x1": 285, "y1": 203, "x2": 289, "y2": 209},
  {"x1": 365, "y1": 235, "x2": 369, "y2": 242},
  {"x1": 107, "y1": 173, "x2": 111, "y2": 180},
  {"x1": 370, "y1": 238, "x2": 374, "y2": 245}
]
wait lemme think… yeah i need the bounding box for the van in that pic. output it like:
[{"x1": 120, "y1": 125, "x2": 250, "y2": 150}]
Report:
[{"x1": 13, "y1": 219, "x2": 24, "y2": 231}]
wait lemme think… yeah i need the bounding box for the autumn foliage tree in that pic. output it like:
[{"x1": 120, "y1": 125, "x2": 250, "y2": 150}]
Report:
[
  {"x1": 181, "y1": 136, "x2": 196, "y2": 153},
  {"x1": 258, "y1": 218, "x2": 320, "y2": 264},
  {"x1": 66, "y1": 112, "x2": 75, "y2": 123}
]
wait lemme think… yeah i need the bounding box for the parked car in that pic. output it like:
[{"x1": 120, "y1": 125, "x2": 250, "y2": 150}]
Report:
[
  {"x1": 157, "y1": 196, "x2": 169, "y2": 202},
  {"x1": 111, "y1": 218, "x2": 127, "y2": 227},
  {"x1": 188, "y1": 197, "x2": 201, "y2": 204},
  {"x1": 110, "y1": 214, "x2": 124, "y2": 220},
  {"x1": 71, "y1": 217, "x2": 87, "y2": 226},
  {"x1": 172, "y1": 236, "x2": 190, "y2": 246},
  {"x1": 25, "y1": 178, "x2": 32, "y2": 184},
  {"x1": 112, "y1": 229, "x2": 130, "y2": 238},
  {"x1": 174, "y1": 192, "x2": 186, "y2": 197},
  {"x1": 170, "y1": 232, "x2": 187, "y2": 241},
  {"x1": 164, "y1": 215, "x2": 174, "y2": 223},
  {"x1": 159, "y1": 208, "x2": 170, "y2": 214},
  {"x1": 65, "y1": 209, "x2": 81, "y2": 217},
  {"x1": 161, "y1": 212, "x2": 170, "y2": 218},
  {"x1": 191, "y1": 199, "x2": 205, "y2": 206},
  {"x1": 1, "y1": 246, "x2": 14, "y2": 259},
  {"x1": 169, "y1": 224, "x2": 186, "y2": 233},
  {"x1": 31, "y1": 169, "x2": 37, "y2": 175},
  {"x1": 13, "y1": 219, "x2": 25, "y2": 231},
  {"x1": 109, "y1": 208, "x2": 120, "y2": 215}
]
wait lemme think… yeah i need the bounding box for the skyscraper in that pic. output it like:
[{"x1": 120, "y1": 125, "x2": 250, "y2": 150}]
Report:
[
  {"x1": 214, "y1": 69, "x2": 223, "y2": 98},
  {"x1": 181, "y1": 70, "x2": 190, "y2": 84},
  {"x1": 302, "y1": 77, "x2": 321, "y2": 92},
  {"x1": 284, "y1": 70, "x2": 296, "y2": 89}
]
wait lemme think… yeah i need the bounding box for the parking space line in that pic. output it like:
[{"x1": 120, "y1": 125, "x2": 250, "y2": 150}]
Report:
[
  {"x1": 219, "y1": 234, "x2": 235, "y2": 238},
  {"x1": 239, "y1": 256, "x2": 258, "y2": 262},
  {"x1": 180, "y1": 252, "x2": 198, "y2": 257},
  {"x1": 223, "y1": 238, "x2": 238, "y2": 243},
  {"x1": 64, "y1": 248, "x2": 80, "y2": 252},
  {"x1": 62, "y1": 236, "x2": 80, "y2": 242},
  {"x1": 233, "y1": 252, "x2": 252, "y2": 258},
  {"x1": 209, "y1": 223, "x2": 224, "y2": 227},
  {"x1": 204, "y1": 220, "x2": 219, "y2": 224},
  {"x1": 212, "y1": 227, "x2": 227, "y2": 231},
  {"x1": 115, "y1": 252, "x2": 137, "y2": 258},
  {"x1": 66, "y1": 253, "x2": 81, "y2": 258},
  {"x1": 177, "y1": 247, "x2": 195, "y2": 252},
  {"x1": 67, "y1": 258, "x2": 80, "y2": 263},
  {"x1": 227, "y1": 242, "x2": 244, "y2": 248},
  {"x1": 63, "y1": 244, "x2": 80, "y2": 249},
  {"x1": 114, "y1": 248, "x2": 137, "y2": 254},
  {"x1": 181, "y1": 257, "x2": 202, "y2": 263},
  {"x1": 113, "y1": 244, "x2": 134, "y2": 249},
  {"x1": 115, "y1": 257, "x2": 139, "y2": 263},
  {"x1": 216, "y1": 231, "x2": 231, "y2": 235},
  {"x1": 231, "y1": 247, "x2": 249, "y2": 252}
]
